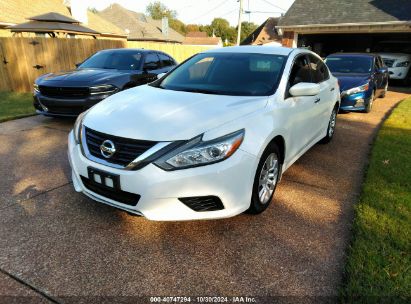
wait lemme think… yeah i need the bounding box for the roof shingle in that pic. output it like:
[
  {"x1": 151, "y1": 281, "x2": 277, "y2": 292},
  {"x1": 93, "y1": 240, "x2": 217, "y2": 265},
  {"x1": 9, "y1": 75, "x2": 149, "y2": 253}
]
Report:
[
  {"x1": 278, "y1": 0, "x2": 411, "y2": 27},
  {"x1": 0, "y1": 0, "x2": 125, "y2": 37},
  {"x1": 98, "y1": 4, "x2": 184, "y2": 43}
]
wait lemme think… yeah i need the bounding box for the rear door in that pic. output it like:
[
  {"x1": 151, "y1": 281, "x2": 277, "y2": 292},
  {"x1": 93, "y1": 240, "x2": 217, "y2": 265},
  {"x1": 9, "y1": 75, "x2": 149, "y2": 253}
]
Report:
[
  {"x1": 142, "y1": 53, "x2": 162, "y2": 83},
  {"x1": 158, "y1": 53, "x2": 177, "y2": 73},
  {"x1": 308, "y1": 54, "x2": 334, "y2": 138},
  {"x1": 375, "y1": 56, "x2": 387, "y2": 92}
]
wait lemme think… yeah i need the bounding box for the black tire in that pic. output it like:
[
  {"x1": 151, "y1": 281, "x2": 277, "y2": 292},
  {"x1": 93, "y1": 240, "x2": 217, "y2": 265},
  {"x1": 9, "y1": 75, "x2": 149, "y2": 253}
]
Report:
[
  {"x1": 320, "y1": 105, "x2": 338, "y2": 144},
  {"x1": 379, "y1": 82, "x2": 388, "y2": 98},
  {"x1": 247, "y1": 143, "x2": 281, "y2": 214},
  {"x1": 364, "y1": 90, "x2": 375, "y2": 113}
]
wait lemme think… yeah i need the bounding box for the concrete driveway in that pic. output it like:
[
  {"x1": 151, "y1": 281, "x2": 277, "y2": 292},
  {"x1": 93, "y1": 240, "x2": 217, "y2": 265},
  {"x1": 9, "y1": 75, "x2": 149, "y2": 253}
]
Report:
[{"x1": 0, "y1": 89, "x2": 410, "y2": 303}]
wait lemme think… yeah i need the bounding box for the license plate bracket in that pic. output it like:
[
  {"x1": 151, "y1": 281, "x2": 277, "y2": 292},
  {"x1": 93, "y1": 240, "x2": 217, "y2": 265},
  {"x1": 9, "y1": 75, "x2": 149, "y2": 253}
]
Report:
[{"x1": 87, "y1": 167, "x2": 120, "y2": 190}]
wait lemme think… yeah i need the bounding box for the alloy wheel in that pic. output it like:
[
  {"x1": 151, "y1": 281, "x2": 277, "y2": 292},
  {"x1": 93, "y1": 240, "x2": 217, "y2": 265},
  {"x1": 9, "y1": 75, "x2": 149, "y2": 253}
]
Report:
[{"x1": 258, "y1": 153, "x2": 279, "y2": 204}]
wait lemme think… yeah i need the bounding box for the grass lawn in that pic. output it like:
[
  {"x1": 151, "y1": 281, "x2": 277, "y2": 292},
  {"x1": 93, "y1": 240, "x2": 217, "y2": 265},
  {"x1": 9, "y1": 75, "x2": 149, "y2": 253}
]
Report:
[
  {"x1": 342, "y1": 97, "x2": 411, "y2": 300},
  {"x1": 0, "y1": 91, "x2": 36, "y2": 122}
]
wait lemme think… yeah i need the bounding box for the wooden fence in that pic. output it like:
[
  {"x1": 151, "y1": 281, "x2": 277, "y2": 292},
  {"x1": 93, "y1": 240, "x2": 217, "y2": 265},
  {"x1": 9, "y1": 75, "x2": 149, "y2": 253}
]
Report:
[
  {"x1": 126, "y1": 41, "x2": 210, "y2": 63},
  {"x1": 0, "y1": 38, "x2": 124, "y2": 92},
  {"x1": 0, "y1": 37, "x2": 211, "y2": 92}
]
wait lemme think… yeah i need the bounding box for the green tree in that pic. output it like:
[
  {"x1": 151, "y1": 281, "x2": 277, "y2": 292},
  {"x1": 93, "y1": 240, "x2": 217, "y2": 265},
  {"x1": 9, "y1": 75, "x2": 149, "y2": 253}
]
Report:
[
  {"x1": 186, "y1": 24, "x2": 201, "y2": 33},
  {"x1": 207, "y1": 18, "x2": 236, "y2": 44},
  {"x1": 239, "y1": 21, "x2": 259, "y2": 42},
  {"x1": 146, "y1": 1, "x2": 186, "y2": 35},
  {"x1": 169, "y1": 19, "x2": 187, "y2": 35},
  {"x1": 146, "y1": 1, "x2": 176, "y2": 20}
]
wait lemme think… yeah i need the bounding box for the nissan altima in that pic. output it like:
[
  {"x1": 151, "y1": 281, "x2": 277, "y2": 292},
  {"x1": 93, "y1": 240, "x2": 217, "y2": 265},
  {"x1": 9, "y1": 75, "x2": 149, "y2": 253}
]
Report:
[{"x1": 68, "y1": 46, "x2": 340, "y2": 221}]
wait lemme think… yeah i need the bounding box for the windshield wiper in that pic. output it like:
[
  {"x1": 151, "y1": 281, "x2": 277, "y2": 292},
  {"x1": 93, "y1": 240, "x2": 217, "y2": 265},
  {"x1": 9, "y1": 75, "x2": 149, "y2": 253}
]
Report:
[{"x1": 173, "y1": 88, "x2": 221, "y2": 95}]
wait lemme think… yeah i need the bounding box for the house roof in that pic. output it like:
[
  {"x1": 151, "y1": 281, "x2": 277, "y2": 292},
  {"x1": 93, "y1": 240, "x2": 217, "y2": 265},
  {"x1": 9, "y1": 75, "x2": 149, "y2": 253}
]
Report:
[
  {"x1": 241, "y1": 17, "x2": 281, "y2": 45},
  {"x1": 97, "y1": 4, "x2": 184, "y2": 43},
  {"x1": 183, "y1": 36, "x2": 221, "y2": 46},
  {"x1": 278, "y1": 0, "x2": 411, "y2": 27},
  {"x1": 9, "y1": 20, "x2": 99, "y2": 35},
  {"x1": 0, "y1": 0, "x2": 125, "y2": 37},
  {"x1": 186, "y1": 31, "x2": 207, "y2": 38},
  {"x1": 28, "y1": 12, "x2": 79, "y2": 23}
]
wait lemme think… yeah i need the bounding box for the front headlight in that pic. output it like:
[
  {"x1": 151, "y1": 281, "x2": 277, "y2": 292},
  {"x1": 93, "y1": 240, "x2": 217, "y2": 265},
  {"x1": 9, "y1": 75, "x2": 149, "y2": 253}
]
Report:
[
  {"x1": 154, "y1": 129, "x2": 245, "y2": 170},
  {"x1": 345, "y1": 82, "x2": 369, "y2": 95},
  {"x1": 89, "y1": 84, "x2": 118, "y2": 95},
  {"x1": 395, "y1": 61, "x2": 410, "y2": 68},
  {"x1": 73, "y1": 111, "x2": 87, "y2": 144},
  {"x1": 33, "y1": 83, "x2": 39, "y2": 93}
]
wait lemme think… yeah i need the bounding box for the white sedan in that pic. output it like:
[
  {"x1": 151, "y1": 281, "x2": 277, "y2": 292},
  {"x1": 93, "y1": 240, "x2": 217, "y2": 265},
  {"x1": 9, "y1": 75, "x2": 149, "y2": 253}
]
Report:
[{"x1": 68, "y1": 46, "x2": 340, "y2": 221}]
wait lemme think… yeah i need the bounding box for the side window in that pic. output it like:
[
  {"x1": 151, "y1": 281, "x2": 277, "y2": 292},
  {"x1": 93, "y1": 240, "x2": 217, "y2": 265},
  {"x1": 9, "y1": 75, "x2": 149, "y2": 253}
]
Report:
[
  {"x1": 159, "y1": 53, "x2": 174, "y2": 67},
  {"x1": 144, "y1": 53, "x2": 161, "y2": 70},
  {"x1": 309, "y1": 54, "x2": 329, "y2": 83},
  {"x1": 288, "y1": 55, "x2": 313, "y2": 88}
]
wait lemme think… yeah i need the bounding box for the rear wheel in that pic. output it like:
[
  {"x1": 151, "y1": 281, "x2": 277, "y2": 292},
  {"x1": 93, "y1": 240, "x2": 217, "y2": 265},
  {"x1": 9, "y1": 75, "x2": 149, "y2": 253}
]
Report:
[
  {"x1": 320, "y1": 106, "x2": 337, "y2": 144},
  {"x1": 379, "y1": 82, "x2": 388, "y2": 98},
  {"x1": 247, "y1": 144, "x2": 281, "y2": 214}
]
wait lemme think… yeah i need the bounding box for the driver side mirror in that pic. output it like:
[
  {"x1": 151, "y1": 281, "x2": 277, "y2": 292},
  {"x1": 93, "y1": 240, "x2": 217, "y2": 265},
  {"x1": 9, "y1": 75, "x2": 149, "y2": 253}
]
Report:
[
  {"x1": 289, "y1": 82, "x2": 320, "y2": 97},
  {"x1": 156, "y1": 72, "x2": 167, "y2": 79},
  {"x1": 75, "y1": 62, "x2": 82, "y2": 68}
]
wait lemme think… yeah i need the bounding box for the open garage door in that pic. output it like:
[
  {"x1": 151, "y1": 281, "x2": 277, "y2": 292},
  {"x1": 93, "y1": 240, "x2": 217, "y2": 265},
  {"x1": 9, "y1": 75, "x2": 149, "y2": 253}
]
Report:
[{"x1": 297, "y1": 33, "x2": 411, "y2": 57}]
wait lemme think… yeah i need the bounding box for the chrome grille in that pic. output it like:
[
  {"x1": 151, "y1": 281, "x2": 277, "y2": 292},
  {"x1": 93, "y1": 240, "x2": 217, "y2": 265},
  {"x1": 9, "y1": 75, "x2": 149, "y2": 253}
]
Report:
[
  {"x1": 39, "y1": 86, "x2": 90, "y2": 99},
  {"x1": 85, "y1": 127, "x2": 157, "y2": 167}
]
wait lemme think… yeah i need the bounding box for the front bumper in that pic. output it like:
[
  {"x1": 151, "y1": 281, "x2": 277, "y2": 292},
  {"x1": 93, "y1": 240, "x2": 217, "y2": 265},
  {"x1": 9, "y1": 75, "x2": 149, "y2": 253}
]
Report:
[
  {"x1": 388, "y1": 67, "x2": 410, "y2": 80},
  {"x1": 68, "y1": 131, "x2": 258, "y2": 221},
  {"x1": 340, "y1": 91, "x2": 372, "y2": 111},
  {"x1": 33, "y1": 93, "x2": 106, "y2": 117}
]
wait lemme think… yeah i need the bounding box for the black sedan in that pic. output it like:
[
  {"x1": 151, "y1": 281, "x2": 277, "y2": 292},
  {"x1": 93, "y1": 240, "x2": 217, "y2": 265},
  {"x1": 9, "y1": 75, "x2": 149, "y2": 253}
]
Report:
[{"x1": 33, "y1": 48, "x2": 177, "y2": 117}]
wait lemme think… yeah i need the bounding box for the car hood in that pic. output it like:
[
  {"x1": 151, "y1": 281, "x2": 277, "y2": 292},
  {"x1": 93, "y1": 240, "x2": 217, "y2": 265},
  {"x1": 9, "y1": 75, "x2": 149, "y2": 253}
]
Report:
[
  {"x1": 333, "y1": 74, "x2": 371, "y2": 92},
  {"x1": 37, "y1": 68, "x2": 130, "y2": 86},
  {"x1": 83, "y1": 85, "x2": 269, "y2": 141},
  {"x1": 378, "y1": 53, "x2": 411, "y2": 61}
]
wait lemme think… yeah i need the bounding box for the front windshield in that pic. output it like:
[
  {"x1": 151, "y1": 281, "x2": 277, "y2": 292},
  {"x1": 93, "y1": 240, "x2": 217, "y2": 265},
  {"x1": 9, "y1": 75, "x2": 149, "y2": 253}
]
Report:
[
  {"x1": 79, "y1": 51, "x2": 142, "y2": 70},
  {"x1": 325, "y1": 56, "x2": 373, "y2": 74},
  {"x1": 157, "y1": 52, "x2": 287, "y2": 96}
]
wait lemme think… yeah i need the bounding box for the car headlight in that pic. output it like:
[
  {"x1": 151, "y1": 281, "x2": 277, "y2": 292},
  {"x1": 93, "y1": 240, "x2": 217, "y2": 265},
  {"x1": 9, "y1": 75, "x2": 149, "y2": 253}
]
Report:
[
  {"x1": 33, "y1": 83, "x2": 39, "y2": 93},
  {"x1": 89, "y1": 84, "x2": 118, "y2": 95},
  {"x1": 73, "y1": 111, "x2": 87, "y2": 144},
  {"x1": 154, "y1": 129, "x2": 245, "y2": 170},
  {"x1": 345, "y1": 83, "x2": 369, "y2": 95},
  {"x1": 395, "y1": 61, "x2": 410, "y2": 68}
]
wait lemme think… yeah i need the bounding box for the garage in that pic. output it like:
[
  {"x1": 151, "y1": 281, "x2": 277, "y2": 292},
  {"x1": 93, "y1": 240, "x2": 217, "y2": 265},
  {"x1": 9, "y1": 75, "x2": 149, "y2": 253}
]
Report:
[
  {"x1": 297, "y1": 33, "x2": 411, "y2": 56},
  {"x1": 277, "y1": 0, "x2": 411, "y2": 54},
  {"x1": 277, "y1": 0, "x2": 411, "y2": 82}
]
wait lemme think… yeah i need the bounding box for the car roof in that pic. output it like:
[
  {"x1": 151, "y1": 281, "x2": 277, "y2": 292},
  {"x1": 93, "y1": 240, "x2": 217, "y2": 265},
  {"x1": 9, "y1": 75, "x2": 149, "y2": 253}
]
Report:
[
  {"x1": 98, "y1": 48, "x2": 161, "y2": 54},
  {"x1": 202, "y1": 45, "x2": 294, "y2": 56},
  {"x1": 327, "y1": 52, "x2": 379, "y2": 58}
]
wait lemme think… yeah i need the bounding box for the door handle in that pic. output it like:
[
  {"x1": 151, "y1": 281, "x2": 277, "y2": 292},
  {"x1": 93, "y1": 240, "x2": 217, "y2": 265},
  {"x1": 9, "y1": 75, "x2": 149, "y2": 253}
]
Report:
[
  {"x1": 314, "y1": 97, "x2": 320, "y2": 103},
  {"x1": 330, "y1": 87, "x2": 335, "y2": 91}
]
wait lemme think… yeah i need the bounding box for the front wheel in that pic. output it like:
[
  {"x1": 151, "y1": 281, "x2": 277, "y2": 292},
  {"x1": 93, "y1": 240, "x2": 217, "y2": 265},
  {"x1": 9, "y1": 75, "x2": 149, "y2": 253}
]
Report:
[
  {"x1": 247, "y1": 144, "x2": 281, "y2": 214},
  {"x1": 320, "y1": 106, "x2": 337, "y2": 144},
  {"x1": 365, "y1": 90, "x2": 375, "y2": 113}
]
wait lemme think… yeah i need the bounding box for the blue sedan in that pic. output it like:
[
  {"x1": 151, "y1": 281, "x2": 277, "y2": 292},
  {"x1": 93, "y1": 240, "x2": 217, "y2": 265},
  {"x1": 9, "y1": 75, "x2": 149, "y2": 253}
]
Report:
[{"x1": 325, "y1": 53, "x2": 389, "y2": 113}]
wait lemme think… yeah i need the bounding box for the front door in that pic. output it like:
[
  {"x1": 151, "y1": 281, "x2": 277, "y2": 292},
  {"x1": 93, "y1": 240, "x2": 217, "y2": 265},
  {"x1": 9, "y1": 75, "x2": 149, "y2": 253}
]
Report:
[{"x1": 284, "y1": 54, "x2": 321, "y2": 161}]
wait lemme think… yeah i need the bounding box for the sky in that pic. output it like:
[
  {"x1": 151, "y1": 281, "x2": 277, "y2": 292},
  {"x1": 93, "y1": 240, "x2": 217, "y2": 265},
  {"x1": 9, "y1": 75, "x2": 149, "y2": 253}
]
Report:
[{"x1": 90, "y1": 0, "x2": 295, "y2": 26}]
